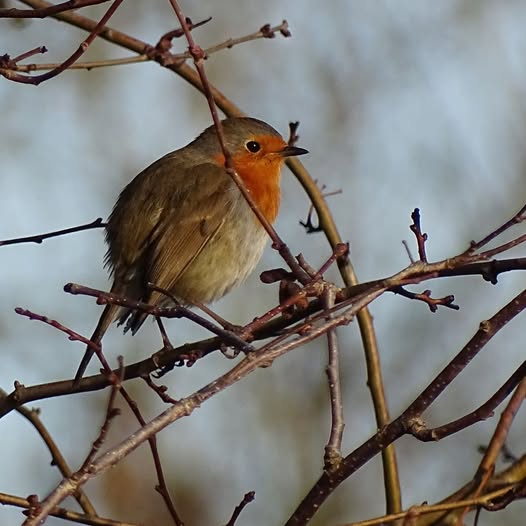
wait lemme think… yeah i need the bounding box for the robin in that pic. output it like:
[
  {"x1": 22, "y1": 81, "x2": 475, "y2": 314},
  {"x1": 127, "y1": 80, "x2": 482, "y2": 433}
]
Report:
[{"x1": 74, "y1": 117, "x2": 308, "y2": 383}]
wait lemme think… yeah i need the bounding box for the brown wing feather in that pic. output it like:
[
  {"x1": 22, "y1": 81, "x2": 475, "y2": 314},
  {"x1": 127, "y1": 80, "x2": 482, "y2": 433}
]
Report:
[{"x1": 122, "y1": 162, "x2": 232, "y2": 332}]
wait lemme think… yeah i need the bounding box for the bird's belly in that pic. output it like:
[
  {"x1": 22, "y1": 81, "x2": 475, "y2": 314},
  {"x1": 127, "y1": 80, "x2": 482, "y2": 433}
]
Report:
[{"x1": 171, "y1": 208, "x2": 268, "y2": 305}]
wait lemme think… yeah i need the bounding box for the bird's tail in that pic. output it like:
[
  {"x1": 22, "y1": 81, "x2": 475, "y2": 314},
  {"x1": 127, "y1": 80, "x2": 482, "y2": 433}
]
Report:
[{"x1": 73, "y1": 302, "x2": 119, "y2": 387}]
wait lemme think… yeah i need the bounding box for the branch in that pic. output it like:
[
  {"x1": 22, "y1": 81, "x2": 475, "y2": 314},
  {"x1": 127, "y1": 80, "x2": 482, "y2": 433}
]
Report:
[
  {"x1": 0, "y1": 491, "x2": 137, "y2": 526},
  {"x1": 8, "y1": 20, "x2": 289, "y2": 73},
  {"x1": 0, "y1": 0, "x2": 109, "y2": 18},
  {"x1": 224, "y1": 491, "x2": 255, "y2": 526},
  {"x1": 285, "y1": 287, "x2": 526, "y2": 525},
  {"x1": 11, "y1": 308, "x2": 184, "y2": 523},
  {"x1": 1, "y1": 389, "x2": 97, "y2": 516},
  {"x1": 407, "y1": 360, "x2": 526, "y2": 441},
  {"x1": 0, "y1": 218, "x2": 105, "y2": 247},
  {"x1": 20, "y1": 289, "x2": 381, "y2": 525},
  {"x1": 3, "y1": 255, "x2": 526, "y2": 417},
  {"x1": 0, "y1": 0, "x2": 123, "y2": 84},
  {"x1": 323, "y1": 286, "x2": 344, "y2": 472}
]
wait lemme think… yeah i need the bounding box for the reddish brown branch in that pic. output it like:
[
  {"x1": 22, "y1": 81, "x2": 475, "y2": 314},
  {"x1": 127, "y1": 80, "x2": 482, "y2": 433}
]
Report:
[
  {"x1": 3, "y1": 257, "x2": 526, "y2": 417},
  {"x1": 11, "y1": 46, "x2": 48, "y2": 63},
  {"x1": 408, "y1": 360, "x2": 526, "y2": 441},
  {"x1": 0, "y1": 0, "x2": 109, "y2": 18},
  {"x1": 0, "y1": 388, "x2": 97, "y2": 516},
  {"x1": 466, "y1": 202, "x2": 526, "y2": 254},
  {"x1": 118, "y1": 387, "x2": 184, "y2": 526},
  {"x1": 79, "y1": 363, "x2": 122, "y2": 470},
  {"x1": 12, "y1": 309, "x2": 184, "y2": 524},
  {"x1": 14, "y1": 307, "x2": 113, "y2": 376},
  {"x1": 1, "y1": 0, "x2": 123, "y2": 84},
  {"x1": 409, "y1": 208, "x2": 429, "y2": 263},
  {"x1": 64, "y1": 283, "x2": 255, "y2": 353}
]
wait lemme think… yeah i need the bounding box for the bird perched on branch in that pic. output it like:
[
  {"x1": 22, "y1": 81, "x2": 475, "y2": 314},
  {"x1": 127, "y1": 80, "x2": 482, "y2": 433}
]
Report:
[{"x1": 74, "y1": 117, "x2": 308, "y2": 384}]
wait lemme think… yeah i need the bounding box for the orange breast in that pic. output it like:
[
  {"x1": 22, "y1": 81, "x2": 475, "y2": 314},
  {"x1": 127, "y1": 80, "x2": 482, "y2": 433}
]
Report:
[{"x1": 215, "y1": 153, "x2": 282, "y2": 224}]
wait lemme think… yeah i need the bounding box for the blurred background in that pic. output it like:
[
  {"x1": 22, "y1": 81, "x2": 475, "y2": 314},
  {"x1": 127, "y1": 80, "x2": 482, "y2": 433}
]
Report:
[{"x1": 2, "y1": 1, "x2": 526, "y2": 524}]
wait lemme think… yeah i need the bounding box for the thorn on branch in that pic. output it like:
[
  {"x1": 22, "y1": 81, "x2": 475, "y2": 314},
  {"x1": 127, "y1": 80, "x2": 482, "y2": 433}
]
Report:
[{"x1": 409, "y1": 208, "x2": 429, "y2": 263}]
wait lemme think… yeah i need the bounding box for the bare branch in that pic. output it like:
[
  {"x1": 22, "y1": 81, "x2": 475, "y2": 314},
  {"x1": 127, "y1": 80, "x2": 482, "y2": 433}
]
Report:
[
  {"x1": 0, "y1": 0, "x2": 109, "y2": 18},
  {"x1": 0, "y1": 218, "x2": 105, "y2": 247}
]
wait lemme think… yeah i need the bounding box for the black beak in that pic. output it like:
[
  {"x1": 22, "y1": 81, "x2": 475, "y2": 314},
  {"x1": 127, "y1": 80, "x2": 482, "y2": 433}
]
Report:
[{"x1": 279, "y1": 145, "x2": 309, "y2": 157}]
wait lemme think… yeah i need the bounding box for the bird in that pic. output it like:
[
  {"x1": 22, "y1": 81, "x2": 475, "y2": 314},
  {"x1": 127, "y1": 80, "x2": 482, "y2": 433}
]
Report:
[{"x1": 73, "y1": 117, "x2": 308, "y2": 383}]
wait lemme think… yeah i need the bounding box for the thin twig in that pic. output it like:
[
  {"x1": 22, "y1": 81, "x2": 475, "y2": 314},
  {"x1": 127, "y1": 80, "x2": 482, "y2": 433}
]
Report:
[
  {"x1": 285, "y1": 288, "x2": 526, "y2": 525},
  {"x1": 0, "y1": 218, "x2": 105, "y2": 247},
  {"x1": 223, "y1": 491, "x2": 255, "y2": 526},
  {"x1": 20, "y1": 288, "x2": 382, "y2": 526},
  {"x1": 454, "y1": 377, "x2": 526, "y2": 524},
  {"x1": 11, "y1": 46, "x2": 48, "y2": 62},
  {"x1": 335, "y1": 484, "x2": 523, "y2": 526},
  {"x1": 478, "y1": 232, "x2": 526, "y2": 259},
  {"x1": 323, "y1": 286, "x2": 344, "y2": 472},
  {"x1": 465, "y1": 203, "x2": 526, "y2": 255},
  {"x1": 14, "y1": 307, "x2": 112, "y2": 375},
  {"x1": 0, "y1": 388, "x2": 97, "y2": 516},
  {"x1": 117, "y1": 389, "x2": 183, "y2": 526},
  {"x1": 79, "y1": 363, "x2": 122, "y2": 471},
  {"x1": 0, "y1": 491, "x2": 137, "y2": 526},
  {"x1": 391, "y1": 286, "x2": 459, "y2": 312},
  {"x1": 409, "y1": 208, "x2": 429, "y2": 263},
  {"x1": 13, "y1": 309, "x2": 184, "y2": 524},
  {"x1": 407, "y1": 360, "x2": 526, "y2": 442},
  {"x1": 0, "y1": 0, "x2": 109, "y2": 18},
  {"x1": 9, "y1": 20, "x2": 288, "y2": 73},
  {"x1": 286, "y1": 154, "x2": 402, "y2": 514},
  {"x1": 0, "y1": 0, "x2": 123, "y2": 84},
  {"x1": 64, "y1": 283, "x2": 255, "y2": 353}
]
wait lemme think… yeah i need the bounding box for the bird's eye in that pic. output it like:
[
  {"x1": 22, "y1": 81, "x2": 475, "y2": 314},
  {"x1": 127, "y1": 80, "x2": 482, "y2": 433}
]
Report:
[{"x1": 245, "y1": 140, "x2": 261, "y2": 153}]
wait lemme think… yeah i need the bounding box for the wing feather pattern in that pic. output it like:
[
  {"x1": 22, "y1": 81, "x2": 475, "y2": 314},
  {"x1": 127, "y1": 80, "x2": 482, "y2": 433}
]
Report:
[{"x1": 121, "y1": 162, "x2": 232, "y2": 332}]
